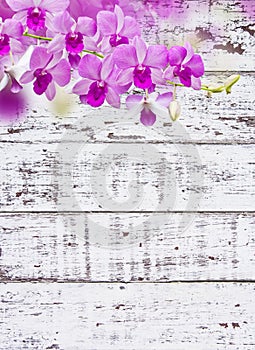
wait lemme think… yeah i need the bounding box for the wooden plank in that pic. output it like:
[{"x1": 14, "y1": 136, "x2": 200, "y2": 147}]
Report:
[
  {"x1": 140, "y1": 0, "x2": 255, "y2": 71},
  {"x1": 0, "y1": 282, "x2": 254, "y2": 349},
  {"x1": 0, "y1": 212, "x2": 254, "y2": 282},
  {"x1": 0, "y1": 144, "x2": 254, "y2": 211},
  {"x1": 0, "y1": 73, "x2": 254, "y2": 144}
]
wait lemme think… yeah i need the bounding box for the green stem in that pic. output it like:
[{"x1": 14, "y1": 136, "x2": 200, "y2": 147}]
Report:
[
  {"x1": 23, "y1": 31, "x2": 53, "y2": 41},
  {"x1": 82, "y1": 50, "x2": 104, "y2": 58},
  {"x1": 167, "y1": 80, "x2": 224, "y2": 93},
  {"x1": 22, "y1": 32, "x2": 104, "y2": 59}
]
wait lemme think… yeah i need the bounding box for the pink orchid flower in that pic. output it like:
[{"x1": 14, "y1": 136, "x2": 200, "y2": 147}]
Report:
[
  {"x1": 6, "y1": 0, "x2": 70, "y2": 32},
  {"x1": 164, "y1": 42, "x2": 204, "y2": 90},
  {"x1": 126, "y1": 91, "x2": 173, "y2": 126},
  {"x1": 113, "y1": 36, "x2": 168, "y2": 89},
  {"x1": 20, "y1": 46, "x2": 71, "y2": 100},
  {"x1": 97, "y1": 5, "x2": 140, "y2": 53},
  {"x1": 73, "y1": 54, "x2": 123, "y2": 108},
  {"x1": 47, "y1": 10, "x2": 97, "y2": 54},
  {"x1": 0, "y1": 18, "x2": 23, "y2": 56}
]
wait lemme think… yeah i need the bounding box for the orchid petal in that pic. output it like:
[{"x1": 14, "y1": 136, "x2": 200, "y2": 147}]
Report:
[
  {"x1": 2, "y1": 19, "x2": 23, "y2": 38},
  {"x1": 115, "y1": 5, "x2": 124, "y2": 34},
  {"x1": 45, "y1": 80, "x2": 56, "y2": 100},
  {"x1": 19, "y1": 70, "x2": 34, "y2": 84},
  {"x1": 101, "y1": 55, "x2": 114, "y2": 81},
  {"x1": 116, "y1": 67, "x2": 134, "y2": 85},
  {"x1": 0, "y1": 74, "x2": 9, "y2": 92},
  {"x1": 52, "y1": 10, "x2": 74, "y2": 33},
  {"x1": 49, "y1": 59, "x2": 71, "y2": 86},
  {"x1": 47, "y1": 34, "x2": 65, "y2": 54},
  {"x1": 113, "y1": 45, "x2": 138, "y2": 69},
  {"x1": 191, "y1": 76, "x2": 202, "y2": 90},
  {"x1": 30, "y1": 47, "x2": 52, "y2": 70},
  {"x1": 97, "y1": 10, "x2": 117, "y2": 35},
  {"x1": 133, "y1": 36, "x2": 147, "y2": 64},
  {"x1": 183, "y1": 42, "x2": 194, "y2": 63},
  {"x1": 168, "y1": 46, "x2": 187, "y2": 66},
  {"x1": 76, "y1": 16, "x2": 97, "y2": 37},
  {"x1": 163, "y1": 66, "x2": 175, "y2": 81},
  {"x1": 120, "y1": 16, "x2": 141, "y2": 38},
  {"x1": 5, "y1": 0, "x2": 34, "y2": 11},
  {"x1": 106, "y1": 86, "x2": 120, "y2": 108},
  {"x1": 156, "y1": 92, "x2": 173, "y2": 107},
  {"x1": 150, "y1": 100, "x2": 169, "y2": 119},
  {"x1": 143, "y1": 45, "x2": 168, "y2": 68},
  {"x1": 72, "y1": 79, "x2": 91, "y2": 95},
  {"x1": 184, "y1": 54, "x2": 204, "y2": 78},
  {"x1": 78, "y1": 54, "x2": 102, "y2": 80},
  {"x1": 126, "y1": 94, "x2": 143, "y2": 109},
  {"x1": 140, "y1": 108, "x2": 156, "y2": 126},
  {"x1": 151, "y1": 67, "x2": 165, "y2": 85},
  {"x1": 40, "y1": 0, "x2": 70, "y2": 13}
]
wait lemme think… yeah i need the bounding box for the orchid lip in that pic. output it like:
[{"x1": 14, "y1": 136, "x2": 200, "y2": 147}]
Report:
[
  {"x1": 65, "y1": 31, "x2": 84, "y2": 54},
  {"x1": 27, "y1": 7, "x2": 46, "y2": 31},
  {"x1": 0, "y1": 33, "x2": 10, "y2": 55}
]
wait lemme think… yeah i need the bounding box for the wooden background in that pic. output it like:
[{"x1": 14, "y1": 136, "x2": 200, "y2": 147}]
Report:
[{"x1": 0, "y1": 1, "x2": 255, "y2": 349}]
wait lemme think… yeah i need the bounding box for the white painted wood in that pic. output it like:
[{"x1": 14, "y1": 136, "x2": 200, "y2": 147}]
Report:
[
  {"x1": 0, "y1": 282, "x2": 255, "y2": 349},
  {"x1": 0, "y1": 213, "x2": 254, "y2": 282},
  {"x1": 0, "y1": 144, "x2": 254, "y2": 211},
  {"x1": 141, "y1": 0, "x2": 255, "y2": 71},
  {"x1": 0, "y1": 74, "x2": 254, "y2": 144}
]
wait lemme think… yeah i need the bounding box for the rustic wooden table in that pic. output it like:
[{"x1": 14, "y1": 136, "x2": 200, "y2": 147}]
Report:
[{"x1": 0, "y1": 1, "x2": 255, "y2": 349}]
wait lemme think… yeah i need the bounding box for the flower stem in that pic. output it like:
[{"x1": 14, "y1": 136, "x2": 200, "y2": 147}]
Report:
[
  {"x1": 22, "y1": 32, "x2": 104, "y2": 58},
  {"x1": 82, "y1": 49, "x2": 104, "y2": 58},
  {"x1": 23, "y1": 31, "x2": 53, "y2": 41},
  {"x1": 167, "y1": 80, "x2": 225, "y2": 93}
]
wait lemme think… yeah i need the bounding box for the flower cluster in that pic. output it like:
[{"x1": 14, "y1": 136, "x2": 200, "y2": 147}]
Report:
[{"x1": 0, "y1": 0, "x2": 240, "y2": 125}]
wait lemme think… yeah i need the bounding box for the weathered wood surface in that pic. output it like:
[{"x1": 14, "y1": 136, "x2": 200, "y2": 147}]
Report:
[
  {"x1": 0, "y1": 283, "x2": 255, "y2": 349},
  {"x1": 0, "y1": 213, "x2": 254, "y2": 282},
  {"x1": 0, "y1": 143, "x2": 254, "y2": 211},
  {"x1": 142, "y1": 0, "x2": 255, "y2": 71},
  {"x1": 0, "y1": 73, "x2": 254, "y2": 144},
  {"x1": 0, "y1": 0, "x2": 255, "y2": 348}
]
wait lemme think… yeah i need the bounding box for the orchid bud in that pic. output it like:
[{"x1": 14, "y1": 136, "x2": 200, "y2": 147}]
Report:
[
  {"x1": 224, "y1": 74, "x2": 240, "y2": 94},
  {"x1": 207, "y1": 83, "x2": 225, "y2": 93},
  {"x1": 169, "y1": 100, "x2": 181, "y2": 121}
]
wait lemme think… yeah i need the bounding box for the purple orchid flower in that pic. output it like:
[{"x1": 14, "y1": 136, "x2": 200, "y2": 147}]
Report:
[
  {"x1": 0, "y1": 0, "x2": 15, "y2": 20},
  {"x1": 126, "y1": 91, "x2": 172, "y2": 126},
  {"x1": 97, "y1": 5, "x2": 140, "y2": 53},
  {"x1": 0, "y1": 18, "x2": 23, "y2": 56},
  {"x1": 6, "y1": 0, "x2": 70, "y2": 32},
  {"x1": 20, "y1": 46, "x2": 71, "y2": 100},
  {"x1": 46, "y1": 10, "x2": 97, "y2": 68},
  {"x1": 113, "y1": 36, "x2": 168, "y2": 89},
  {"x1": 73, "y1": 54, "x2": 122, "y2": 108},
  {"x1": 164, "y1": 42, "x2": 204, "y2": 90}
]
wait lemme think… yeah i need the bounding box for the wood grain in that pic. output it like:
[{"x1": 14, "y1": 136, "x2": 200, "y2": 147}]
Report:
[
  {"x1": 0, "y1": 282, "x2": 255, "y2": 349},
  {"x1": 0, "y1": 144, "x2": 254, "y2": 211},
  {"x1": 0, "y1": 73, "x2": 254, "y2": 145},
  {"x1": 0, "y1": 1, "x2": 254, "y2": 348},
  {"x1": 141, "y1": 0, "x2": 255, "y2": 71},
  {"x1": 0, "y1": 213, "x2": 254, "y2": 282}
]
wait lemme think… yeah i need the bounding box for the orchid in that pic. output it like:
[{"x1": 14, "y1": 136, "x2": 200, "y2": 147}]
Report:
[
  {"x1": 114, "y1": 36, "x2": 168, "y2": 89},
  {"x1": 126, "y1": 92, "x2": 172, "y2": 126},
  {"x1": 73, "y1": 54, "x2": 124, "y2": 108},
  {"x1": 6, "y1": 0, "x2": 70, "y2": 32},
  {"x1": 20, "y1": 46, "x2": 71, "y2": 100},
  {"x1": 46, "y1": 10, "x2": 97, "y2": 68},
  {"x1": 0, "y1": 18, "x2": 23, "y2": 56},
  {"x1": 97, "y1": 5, "x2": 140, "y2": 53},
  {"x1": 164, "y1": 42, "x2": 204, "y2": 90},
  {"x1": 0, "y1": 1, "x2": 240, "y2": 126}
]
